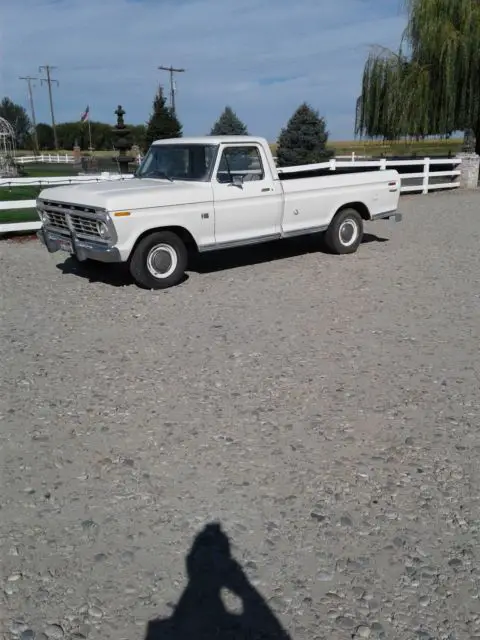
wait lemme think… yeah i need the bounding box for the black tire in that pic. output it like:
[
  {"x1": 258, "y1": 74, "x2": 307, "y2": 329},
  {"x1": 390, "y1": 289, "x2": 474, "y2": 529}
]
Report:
[
  {"x1": 325, "y1": 208, "x2": 364, "y2": 254},
  {"x1": 129, "y1": 231, "x2": 188, "y2": 289}
]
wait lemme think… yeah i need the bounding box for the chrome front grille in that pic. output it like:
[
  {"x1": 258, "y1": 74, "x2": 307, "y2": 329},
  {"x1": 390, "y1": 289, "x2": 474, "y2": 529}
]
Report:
[
  {"x1": 70, "y1": 215, "x2": 99, "y2": 236},
  {"x1": 46, "y1": 210, "x2": 69, "y2": 230},
  {"x1": 39, "y1": 200, "x2": 102, "y2": 240}
]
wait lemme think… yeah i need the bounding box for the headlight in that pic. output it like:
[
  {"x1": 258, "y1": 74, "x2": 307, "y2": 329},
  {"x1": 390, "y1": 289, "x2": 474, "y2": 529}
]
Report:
[
  {"x1": 38, "y1": 210, "x2": 49, "y2": 224},
  {"x1": 96, "y1": 221, "x2": 110, "y2": 239}
]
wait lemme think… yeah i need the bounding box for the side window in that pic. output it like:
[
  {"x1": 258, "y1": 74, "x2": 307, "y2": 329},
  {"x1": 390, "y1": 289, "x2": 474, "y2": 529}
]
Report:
[{"x1": 216, "y1": 146, "x2": 265, "y2": 184}]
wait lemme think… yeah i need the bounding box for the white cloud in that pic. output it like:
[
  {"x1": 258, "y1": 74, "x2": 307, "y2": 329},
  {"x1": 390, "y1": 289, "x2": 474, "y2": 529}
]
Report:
[{"x1": 0, "y1": 0, "x2": 405, "y2": 139}]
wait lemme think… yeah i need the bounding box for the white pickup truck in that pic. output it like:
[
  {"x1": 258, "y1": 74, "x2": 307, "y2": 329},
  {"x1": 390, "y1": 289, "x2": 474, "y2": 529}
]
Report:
[{"x1": 37, "y1": 136, "x2": 401, "y2": 289}]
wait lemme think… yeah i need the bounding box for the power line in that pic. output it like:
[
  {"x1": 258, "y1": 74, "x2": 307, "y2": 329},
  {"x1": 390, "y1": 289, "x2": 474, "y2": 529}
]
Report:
[
  {"x1": 158, "y1": 65, "x2": 185, "y2": 116},
  {"x1": 19, "y1": 75, "x2": 39, "y2": 152},
  {"x1": 39, "y1": 65, "x2": 59, "y2": 150}
]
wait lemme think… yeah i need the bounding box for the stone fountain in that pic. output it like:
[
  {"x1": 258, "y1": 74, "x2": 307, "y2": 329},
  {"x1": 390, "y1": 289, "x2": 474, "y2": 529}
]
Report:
[{"x1": 112, "y1": 105, "x2": 134, "y2": 174}]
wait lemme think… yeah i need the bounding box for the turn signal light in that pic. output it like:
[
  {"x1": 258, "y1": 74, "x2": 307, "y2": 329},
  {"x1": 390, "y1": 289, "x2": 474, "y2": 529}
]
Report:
[{"x1": 114, "y1": 211, "x2": 131, "y2": 217}]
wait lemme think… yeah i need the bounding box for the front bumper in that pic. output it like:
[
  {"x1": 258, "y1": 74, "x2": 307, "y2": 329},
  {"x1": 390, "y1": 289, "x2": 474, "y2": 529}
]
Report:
[{"x1": 37, "y1": 228, "x2": 122, "y2": 263}]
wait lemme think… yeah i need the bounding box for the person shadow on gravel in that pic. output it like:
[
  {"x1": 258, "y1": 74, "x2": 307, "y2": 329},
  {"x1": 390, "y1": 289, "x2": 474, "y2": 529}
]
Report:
[{"x1": 144, "y1": 522, "x2": 292, "y2": 640}]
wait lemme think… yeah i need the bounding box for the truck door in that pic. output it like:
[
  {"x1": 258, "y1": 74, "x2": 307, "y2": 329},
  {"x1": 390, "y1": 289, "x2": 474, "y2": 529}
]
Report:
[{"x1": 212, "y1": 144, "x2": 283, "y2": 246}]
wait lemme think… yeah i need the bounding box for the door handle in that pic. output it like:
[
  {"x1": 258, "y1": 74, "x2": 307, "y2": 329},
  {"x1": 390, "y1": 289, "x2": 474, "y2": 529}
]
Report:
[{"x1": 261, "y1": 187, "x2": 273, "y2": 192}]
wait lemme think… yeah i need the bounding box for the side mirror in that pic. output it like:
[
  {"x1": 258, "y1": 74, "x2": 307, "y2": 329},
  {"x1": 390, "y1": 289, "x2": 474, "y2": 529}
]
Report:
[{"x1": 232, "y1": 174, "x2": 243, "y2": 187}]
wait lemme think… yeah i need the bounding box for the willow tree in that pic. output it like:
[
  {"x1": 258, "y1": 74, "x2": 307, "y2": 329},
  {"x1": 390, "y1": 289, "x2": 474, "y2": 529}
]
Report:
[{"x1": 356, "y1": 0, "x2": 480, "y2": 153}]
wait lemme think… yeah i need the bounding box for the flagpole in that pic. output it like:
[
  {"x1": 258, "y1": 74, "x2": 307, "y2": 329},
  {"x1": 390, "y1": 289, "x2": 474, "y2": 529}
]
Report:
[{"x1": 88, "y1": 119, "x2": 93, "y2": 152}]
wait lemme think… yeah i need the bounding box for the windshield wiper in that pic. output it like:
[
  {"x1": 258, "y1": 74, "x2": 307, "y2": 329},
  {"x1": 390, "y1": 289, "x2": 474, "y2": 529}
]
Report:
[{"x1": 138, "y1": 170, "x2": 174, "y2": 182}]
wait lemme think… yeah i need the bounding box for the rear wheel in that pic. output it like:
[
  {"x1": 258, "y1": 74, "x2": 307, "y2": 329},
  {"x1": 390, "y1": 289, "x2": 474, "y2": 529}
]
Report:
[
  {"x1": 325, "y1": 208, "x2": 364, "y2": 254},
  {"x1": 129, "y1": 231, "x2": 187, "y2": 289}
]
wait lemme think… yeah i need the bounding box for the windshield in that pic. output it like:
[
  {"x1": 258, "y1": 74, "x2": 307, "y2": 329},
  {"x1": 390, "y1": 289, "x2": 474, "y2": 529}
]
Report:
[{"x1": 136, "y1": 143, "x2": 219, "y2": 182}]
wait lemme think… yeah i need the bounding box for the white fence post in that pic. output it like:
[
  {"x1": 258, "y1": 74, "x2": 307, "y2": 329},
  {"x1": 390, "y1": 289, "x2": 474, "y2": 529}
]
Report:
[
  {"x1": 380, "y1": 158, "x2": 387, "y2": 171},
  {"x1": 422, "y1": 157, "x2": 430, "y2": 194},
  {"x1": 329, "y1": 158, "x2": 336, "y2": 171}
]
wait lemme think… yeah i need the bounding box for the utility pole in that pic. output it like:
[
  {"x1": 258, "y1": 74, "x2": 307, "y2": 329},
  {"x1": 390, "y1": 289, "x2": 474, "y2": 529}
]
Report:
[
  {"x1": 39, "y1": 65, "x2": 59, "y2": 149},
  {"x1": 19, "y1": 75, "x2": 39, "y2": 153},
  {"x1": 158, "y1": 65, "x2": 185, "y2": 116}
]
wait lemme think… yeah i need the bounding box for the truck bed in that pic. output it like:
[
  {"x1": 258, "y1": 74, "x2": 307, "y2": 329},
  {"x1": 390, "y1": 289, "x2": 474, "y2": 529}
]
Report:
[{"x1": 277, "y1": 161, "x2": 380, "y2": 181}]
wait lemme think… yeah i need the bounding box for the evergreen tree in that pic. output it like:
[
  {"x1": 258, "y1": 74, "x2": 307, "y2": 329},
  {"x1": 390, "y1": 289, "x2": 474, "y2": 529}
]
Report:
[
  {"x1": 210, "y1": 106, "x2": 248, "y2": 135},
  {"x1": 145, "y1": 87, "x2": 182, "y2": 149},
  {"x1": 276, "y1": 103, "x2": 332, "y2": 167},
  {"x1": 36, "y1": 123, "x2": 55, "y2": 150}
]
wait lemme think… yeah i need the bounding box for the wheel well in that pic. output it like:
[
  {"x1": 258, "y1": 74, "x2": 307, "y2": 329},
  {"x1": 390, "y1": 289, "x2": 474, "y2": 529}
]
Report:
[
  {"x1": 130, "y1": 226, "x2": 198, "y2": 259},
  {"x1": 336, "y1": 202, "x2": 371, "y2": 221}
]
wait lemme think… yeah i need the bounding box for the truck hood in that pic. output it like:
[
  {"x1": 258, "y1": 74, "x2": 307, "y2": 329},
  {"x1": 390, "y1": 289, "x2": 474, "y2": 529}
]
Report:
[{"x1": 37, "y1": 178, "x2": 213, "y2": 211}]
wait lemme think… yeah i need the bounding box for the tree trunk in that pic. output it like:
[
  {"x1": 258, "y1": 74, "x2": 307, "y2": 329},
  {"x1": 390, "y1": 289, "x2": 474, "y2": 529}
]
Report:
[
  {"x1": 474, "y1": 126, "x2": 480, "y2": 156},
  {"x1": 461, "y1": 126, "x2": 480, "y2": 154}
]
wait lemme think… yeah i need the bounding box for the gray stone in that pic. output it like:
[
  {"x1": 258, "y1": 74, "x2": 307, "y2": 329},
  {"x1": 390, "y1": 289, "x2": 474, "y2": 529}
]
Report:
[
  {"x1": 448, "y1": 558, "x2": 462, "y2": 569},
  {"x1": 44, "y1": 625, "x2": 64, "y2": 640},
  {"x1": 10, "y1": 622, "x2": 28, "y2": 636},
  {"x1": 336, "y1": 616, "x2": 356, "y2": 629},
  {"x1": 457, "y1": 152, "x2": 480, "y2": 189},
  {"x1": 317, "y1": 572, "x2": 335, "y2": 582},
  {"x1": 311, "y1": 512, "x2": 326, "y2": 522}
]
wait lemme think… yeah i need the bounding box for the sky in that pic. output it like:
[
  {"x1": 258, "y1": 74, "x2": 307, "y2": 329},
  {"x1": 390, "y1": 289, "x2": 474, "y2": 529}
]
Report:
[{"x1": 0, "y1": 0, "x2": 406, "y2": 141}]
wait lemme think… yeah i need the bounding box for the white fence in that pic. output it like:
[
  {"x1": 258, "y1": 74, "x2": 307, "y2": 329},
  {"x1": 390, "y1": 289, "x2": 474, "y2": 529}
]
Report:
[
  {"x1": 0, "y1": 173, "x2": 134, "y2": 234},
  {"x1": 279, "y1": 156, "x2": 462, "y2": 194},
  {"x1": 15, "y1": 154, "x2": 75, "y2": 165},
  {"x1": 0, "y1": 157, "x2": 463, "y2": 235},
  {"x1": 336, "y1": 153, "x2": 371, "y2": 161}
]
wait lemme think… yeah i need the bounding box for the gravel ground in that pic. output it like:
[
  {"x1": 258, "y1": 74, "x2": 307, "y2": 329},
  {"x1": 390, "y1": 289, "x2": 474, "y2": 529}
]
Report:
[{"x1": 1, "y1": 190, "x2": 480, "y2": 640}]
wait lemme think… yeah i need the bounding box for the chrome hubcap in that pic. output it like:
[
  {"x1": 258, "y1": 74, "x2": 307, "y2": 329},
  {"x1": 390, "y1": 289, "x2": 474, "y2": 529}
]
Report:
[
  {"x1": 146, "y1": 244, "x2": 178, "y2": 279},
  {"x1": 339, "y1": 219, "x2": 359, "y2": 246}
]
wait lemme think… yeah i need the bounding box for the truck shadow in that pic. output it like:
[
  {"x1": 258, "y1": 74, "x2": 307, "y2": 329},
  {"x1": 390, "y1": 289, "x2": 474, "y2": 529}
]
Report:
[
  {"x1": 190, "y1": 232, "x2": 388, "y2": 274},
  {"x1": 144, "y1": 522, "x2": 292, "y2": 640},
  {"x1": 56, "y1": 258, "x2": 137, "y2": 287},
  {"x1": 55, "y1": 233, "x2": 387, "y2": 286}
]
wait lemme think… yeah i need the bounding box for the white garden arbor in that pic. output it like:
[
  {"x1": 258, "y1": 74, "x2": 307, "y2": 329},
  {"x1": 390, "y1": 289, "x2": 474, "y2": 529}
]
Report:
[{"x1": 0, "y1": 116, "x2": 17, "y2": 177}]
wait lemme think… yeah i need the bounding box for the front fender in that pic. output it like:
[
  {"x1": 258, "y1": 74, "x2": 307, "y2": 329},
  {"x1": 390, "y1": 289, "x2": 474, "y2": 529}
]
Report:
[{"x1": 111, "y1": 203, "x2": 215, "y2": 260}]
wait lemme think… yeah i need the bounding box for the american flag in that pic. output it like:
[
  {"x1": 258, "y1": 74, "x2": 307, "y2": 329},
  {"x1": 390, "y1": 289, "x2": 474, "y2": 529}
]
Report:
[{"x1": 80, "y1": 105, "x2": 90, "y2": 122}]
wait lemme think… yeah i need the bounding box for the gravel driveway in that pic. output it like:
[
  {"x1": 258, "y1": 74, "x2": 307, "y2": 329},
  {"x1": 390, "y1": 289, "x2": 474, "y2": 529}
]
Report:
[{"x1": 1, "y1": 190, "x2": 480, "y2": 640}]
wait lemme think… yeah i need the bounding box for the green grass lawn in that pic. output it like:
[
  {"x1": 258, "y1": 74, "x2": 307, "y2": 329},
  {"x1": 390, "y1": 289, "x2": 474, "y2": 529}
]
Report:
[
  {"x1": 1, "y1": 185, "x2": 42, "y2": 201},
  {"x1": 0, "y1": 186, "x2": 41, "y2": 223},
  {"x1": 0, "y1": 209, "x2": 39, "y2": 224},
  {"x1": 23, "y1": 164, "x2": 81, "y2": 177},
  {"x1": 330, "y1": 139, "x2": 462, "y2": 157},
  {"x1": 269, "y1": 138, "x2": 463, "y2": 157}
]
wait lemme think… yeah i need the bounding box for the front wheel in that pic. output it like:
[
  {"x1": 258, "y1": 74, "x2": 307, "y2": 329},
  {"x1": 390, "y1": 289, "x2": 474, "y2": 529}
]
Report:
[
  {"x1": 129, "y1": 231, "x2": 188, "y2": 289},
  {"x1": 324, "y1": 208, "x2": 364, "y2": 254}
]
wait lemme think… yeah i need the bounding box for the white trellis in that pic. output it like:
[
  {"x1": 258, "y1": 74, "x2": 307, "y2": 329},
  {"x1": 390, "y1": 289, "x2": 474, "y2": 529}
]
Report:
[{"x1": 0, "y1": 117, "x2": 17, "y2": 177}]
